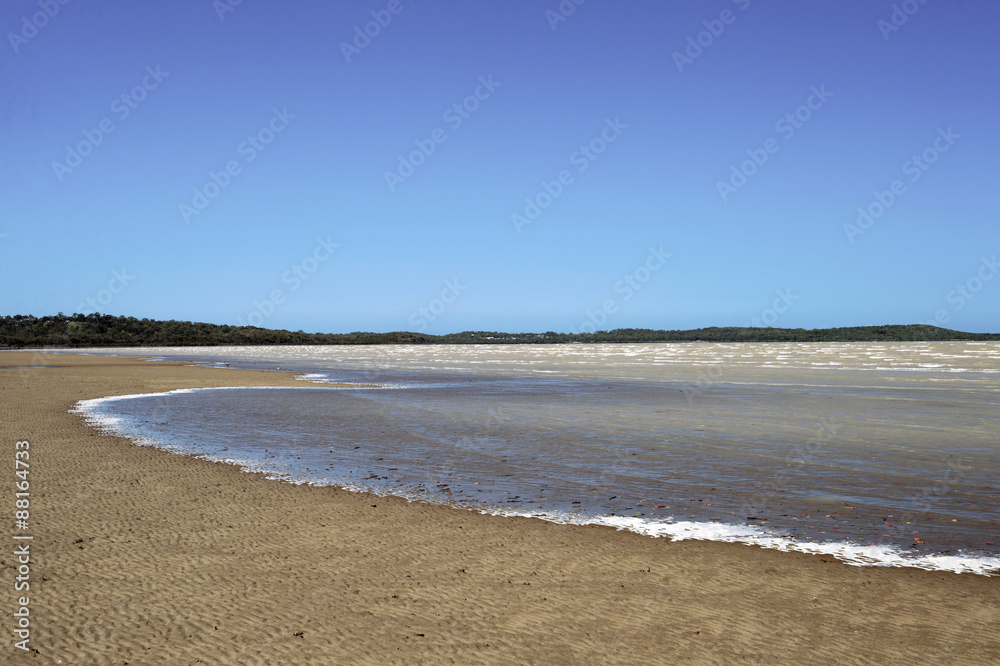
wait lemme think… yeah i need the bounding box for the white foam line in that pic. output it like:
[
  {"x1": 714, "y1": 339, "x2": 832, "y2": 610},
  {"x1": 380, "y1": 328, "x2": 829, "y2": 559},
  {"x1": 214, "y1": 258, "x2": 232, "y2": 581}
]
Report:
[
  {"x1": 71, "y1": 389, "x2": 199, "y2": 428},
  {"x1": 70, "y1": 385, "x2": 385, "y2": 427},
  {"x1": 476, "y1": 509, "x2": 1000, "y2": 576}
]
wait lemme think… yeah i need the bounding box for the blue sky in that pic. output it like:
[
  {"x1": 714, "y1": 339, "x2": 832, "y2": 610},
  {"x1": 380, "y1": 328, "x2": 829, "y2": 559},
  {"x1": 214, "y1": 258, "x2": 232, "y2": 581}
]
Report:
[{"x1": 2, "y1": 0, "x2": 998, "y2": 334}]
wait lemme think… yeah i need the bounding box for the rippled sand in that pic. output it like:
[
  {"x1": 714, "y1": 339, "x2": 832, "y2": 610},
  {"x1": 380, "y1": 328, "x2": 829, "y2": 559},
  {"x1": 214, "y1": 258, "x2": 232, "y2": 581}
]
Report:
[{"x1": 4, "y1": 350, "x2": 1000, "y2": 664}]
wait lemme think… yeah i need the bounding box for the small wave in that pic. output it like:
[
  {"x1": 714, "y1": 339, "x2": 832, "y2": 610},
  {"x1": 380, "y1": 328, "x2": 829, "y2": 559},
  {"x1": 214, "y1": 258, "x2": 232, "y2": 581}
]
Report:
[
  {"x1": 297, "y1": 373, "x2": 330, "y2": 382},
  {"x1": 872, "y1": 366, "x2": 999, "y2": 374},
  {"x1": 478, "y1": 509, "x2": 1000, "y2": 576}
]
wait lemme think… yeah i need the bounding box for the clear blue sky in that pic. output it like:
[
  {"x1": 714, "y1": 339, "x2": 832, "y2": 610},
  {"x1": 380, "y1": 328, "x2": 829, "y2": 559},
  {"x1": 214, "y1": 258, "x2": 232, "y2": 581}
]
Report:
[{"x1": 3, "y1": 0, "x2": 998, "y2": 334}]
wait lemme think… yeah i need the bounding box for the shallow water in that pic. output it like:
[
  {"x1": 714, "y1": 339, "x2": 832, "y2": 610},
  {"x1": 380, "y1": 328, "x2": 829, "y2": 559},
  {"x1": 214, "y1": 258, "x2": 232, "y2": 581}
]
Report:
[{"x1": 69, "y1": 342, "x2": 1000, "y2": 574}]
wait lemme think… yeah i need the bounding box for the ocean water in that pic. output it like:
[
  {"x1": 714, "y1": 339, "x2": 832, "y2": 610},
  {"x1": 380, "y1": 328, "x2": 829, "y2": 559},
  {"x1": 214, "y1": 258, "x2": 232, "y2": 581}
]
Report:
[{"x1": 68, "y1": 342, "x2": 1000, "y2": 575}]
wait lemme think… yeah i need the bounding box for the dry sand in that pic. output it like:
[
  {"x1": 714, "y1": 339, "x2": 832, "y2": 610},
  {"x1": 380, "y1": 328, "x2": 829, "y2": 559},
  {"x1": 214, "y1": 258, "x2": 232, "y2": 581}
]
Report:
[{"x1": 1, "y1": 351, "x2": 998, "y2": 665}]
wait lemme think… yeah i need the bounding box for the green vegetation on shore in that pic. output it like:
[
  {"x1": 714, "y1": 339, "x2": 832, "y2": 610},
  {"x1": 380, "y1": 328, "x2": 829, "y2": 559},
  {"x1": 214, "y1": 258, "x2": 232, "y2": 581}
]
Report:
[{"x1": 1, "y1": 314, "x2": 998, "y2": 348}]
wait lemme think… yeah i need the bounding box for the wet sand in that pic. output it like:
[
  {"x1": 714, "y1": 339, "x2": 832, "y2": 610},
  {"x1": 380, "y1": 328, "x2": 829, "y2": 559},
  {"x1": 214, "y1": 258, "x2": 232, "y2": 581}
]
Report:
[{"x1": 1, "y1": 352, "x2": 998, "y2": 664}]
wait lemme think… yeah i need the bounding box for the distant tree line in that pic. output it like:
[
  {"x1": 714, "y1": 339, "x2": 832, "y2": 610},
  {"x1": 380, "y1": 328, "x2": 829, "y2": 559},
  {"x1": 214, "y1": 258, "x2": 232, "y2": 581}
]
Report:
[
  {"x1": 1, "y1": 314, "x2": 997, "y2": 348},
  {"x1": 0, "y1": 314, "x2": 433, "y2": 347}
]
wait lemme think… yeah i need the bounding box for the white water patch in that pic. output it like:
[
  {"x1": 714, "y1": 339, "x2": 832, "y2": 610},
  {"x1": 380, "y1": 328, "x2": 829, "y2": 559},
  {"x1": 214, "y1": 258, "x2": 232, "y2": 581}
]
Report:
[
  {"x1": 296, "y1": 375, "x2": 407, "y2": 389},
  {"x1": 874, "y1": 366, "x2": 999, "y2": 373},
  {"x1": 119, "y1": 341, "x2": 992, "y2": 376},
  {"x1": 297, "y1": 373, "x2": 329, "y2": 381}
]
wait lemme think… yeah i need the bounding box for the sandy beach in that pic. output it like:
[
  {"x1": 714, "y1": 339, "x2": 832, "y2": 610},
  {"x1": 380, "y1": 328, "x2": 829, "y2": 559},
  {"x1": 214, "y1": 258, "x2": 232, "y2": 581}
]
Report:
[{"x1": 1, "y1": 352, "x2": 998, "y2": 665}]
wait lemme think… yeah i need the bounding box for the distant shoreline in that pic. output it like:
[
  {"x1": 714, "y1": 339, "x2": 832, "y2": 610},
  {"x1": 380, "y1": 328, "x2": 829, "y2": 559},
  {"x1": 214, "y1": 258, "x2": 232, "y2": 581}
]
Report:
[{"x1": 3, "y1": 314, "x2": 999, "y2": 348}]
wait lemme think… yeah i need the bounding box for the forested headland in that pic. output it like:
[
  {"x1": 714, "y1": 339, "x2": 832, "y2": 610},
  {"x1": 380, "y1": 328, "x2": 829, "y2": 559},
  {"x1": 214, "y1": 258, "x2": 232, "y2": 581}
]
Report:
[{"x1": 1, "y1": 314, "x2": 997, "y2": 348}]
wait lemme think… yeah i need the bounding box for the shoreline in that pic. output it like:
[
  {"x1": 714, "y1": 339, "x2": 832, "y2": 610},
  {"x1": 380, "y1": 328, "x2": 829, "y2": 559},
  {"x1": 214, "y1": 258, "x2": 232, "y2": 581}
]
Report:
[
  {"x1": 74, "y1": 386, "x2": 1000, "y2": 577},
  {"x1": 2, "y1": 352, "x2": 998, "y2": 663}
]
